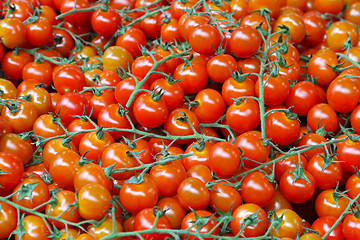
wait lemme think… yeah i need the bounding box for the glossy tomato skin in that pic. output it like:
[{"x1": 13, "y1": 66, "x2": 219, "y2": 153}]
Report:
[
  {"x1": 88, "y1": 217, "x2": 123, "y2": 240},
  {"x1": 226, "y1": 98, "x2": 260, "y2": 133},
  {"x1": 265, "y1": 111, "x2": 300, "y2": 145},
  {"x1": 0, "y1": 133, "x2": 34, "y2": 165},
  {"x1": 133, "y1": 208, "x2": 172, "y2": 240},
  {"x1": 207, "y1": 54, "x2": 238, "y2": 83},
  {"x1": 181, "y1": 210, "x2": 219, "y2": 240},
  {"x1": 157, "y1": 197, "x2": 186, "y2": 229},
  {"x1": 346, "y1": 173, "x2": 360, "y2": 203},
  {"x1": 0, "y1": 201, "x2": 17, "y2": 239},
  {"x1": 315, "y1": 189, "x2": 349, "y2": 218},
  {"x1": 270, "y1": 209, "x2": 303, "y2": 239},
  {"x1": 0, "y1": 152, "x2": 24, "y2": 196},
  {"x1": 150, "y1": 160, "x2": 186, "y2": 197},
  {"x1": 285, "y1": 81, "x2": 319, "y2": 116},
  {"x1": 280, "y1": 168, "x2": 316, "y2": 204},
  {"x1": 177, "y1": 177, "x2": 210, "y2": 211},
  {"x1": 240, "y1": 171, "x2": 275, "y2": 207},
  {"x1": 327, "y1": 77, "x2": 360, "y2": 113},
  {"x1": 192, "y1": 88, "x2": 225, "y2": 123},
  {"x1": 311, "y1": 216, "x2": 345, "y2": 240},
  {"x1": 48, "y1": 149, "x2": 81, "y2": 190},
  {"x1": 231, "y1": 203, "x2": 268, "y2": 238},
  {"x1": 307, "y1": 103, "x2": 339, "y2": 134},
  {"x1": 74, "y1": 163, "x2": 113, "y2": 192},
  {"x1": 133, "y1": 92, "x2": 168, "y2": 128},
  {"x1": 164, "y1": 108, "x2": 200, "y2": 144},
  {"x1": 15, "y1": 215, "x2": 51, "y2": 240},
  {"x1": 235, "y1": 131, "x2": 270, "y2": 169},
  {"x1": 174, "y1": 62, "x2": 208, "y2": 95},
  {"x1": 91, "y1": 7, "x2": 122, "y2": 37},
  {"x1": 0, "y1": 17, "x2": 26, "y2": 49},
  {"x1": 230, "y1": 25, "x2": 262, "y2": 58},
  {"x1": 188, "y1": 24, "x2": 221, "y2": 55},
  {"x1": 1, "y1": 100, "x2": 38, "y2": 134},
  {"x1": 60, "y1": 0, "x2": 92, "y2": 25},
  {"x1": 53, "y1": 64, "x2": 86, "y2": 94},
  {"x1": 97, "y1": 103, "x2": 132, "y2": 139},
  {"x1": 101, "y1": 142, "x2": 140, "y2": 180},
  {"x1": 12, "y1": 177, "x2": 50, "y2": 213},
  {"x1": 150, "y1": 78, "x2": 184, "y2": 112},
  {"x1": 337, "y1": 138, "x2": 360, "y2": 173},
  {"x1": 209, "y1": 181, "x2": 242, "y2": 214},
  {"x1": 78, "y1": 183, "x2": 112, "y2": 221},
  {"x1": 306, "y1": 154, "x2": 343, "y2": 189},
  {"x1": 55, "y1": 92, "x2": 90, "y2": 125},
  {"x1": 119, "y1": 176, "x2": 159, "y2": 214},
  {"x1": 343, "y1": 213, "x2": 360, "y2": 240},
  {"x1": 209, "y1": 141, "x2": 241, "y2": 177},
  {"x1": 45, "y1": 190, "x2": 81, "y2": 229},
  {"x1": 79, "y1": 130, "x2": 115, "y2": 163}
]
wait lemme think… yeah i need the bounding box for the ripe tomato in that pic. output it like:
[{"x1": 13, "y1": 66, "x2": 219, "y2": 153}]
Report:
[
  {"x1": 133, "y1": 92, "x2": 168, "y2": 128},
  {"x1": 0, "y1": 201, "x2": 17, "y2": 239},
  {"x1": 315, "y1": 189, "x2": 349, "y2": 218},
  {"x1": 188, "y1": 24, "x2": 221, "y2": 55},
  {"x1": 78, "y1": 183, "x2": 112, "y2": 220},
  {"x1": 0, "y1": 17, "x2": 26, "y2": 49},
  {"x1": 79, "y1": 130, "x2": 115, "y2": 163},
  {"x1": 45, "y1": 190, "x2": 81, "y2": 229},
  {"x1": 230, "y1": 25, "x2": 262, "y2": 58},
  {"x1": 150, "y1": 77, "x2": 184, "y2": 111},
  {"x1": 209, "y1": 141, "x2": 241, "y2": 177},
  {"x1": 164, "y1": 108, "x2": 200, "y2": 143},
  {"x1": 25, "y1": 17, "x2": 53, "y2": 47},
  {"x1": 157, "y1": 197, "x2": 186, "y2": 229},
  {"x1": 255, "y1": 74, "x2": 290, "y2": 106},
  {"x1": 226, "y1": 98, "x2": 260, "y2": 133},
  {"x1": 74, "y1": 163, "x2": 113, "y2": 192},
  {"x1": 307, "y1": 103, "x2": 339, "y2": 134},
  {"x1": 192, "y1": 88, "x2": 225, "y2": 123},
  {"x1": 311, "y1": 216, "x2": 345, "y2": 240},
  {"x1": 133, "y1": 208, "x2": 171, "y2": 240},
  {"x1": 0, "y1": 133, "x2": 34, "y2": 165},
  {"x1": 308, "y1": 49, "x2": 339, "y2": 87},
  {"x1": 280, "y1": 168, "x2": 316, "y2": 203},
  {"x1": 48, "y1": 149, "x2": 82, "y2": 190},
  {"x1": 207, "y1": 54, "x2": 238, "y2": 83},
  {"x1": 116, "y1": 28, "x2": 147, "y2": 57},
  {"x1": 210, "y1": 181, "x2": 242, "y2": 213},
  {"x1": 60, "y1": 0, "x2": 92, "y2": 25},
  {"x1": 343, "y1": 213, "x2": 360, "y2": 240},
  {"x1": 119, "y1": 175, "x2": 159, "y2": 214},
  {"x1": 265, "y1": 111, "x2": 300, "y2": 145},
  {"x1": 0, "y1": 152, "x2": 24, "y2": 196},
  {"x1": 235, "y1": 131, "x2": 270, "y2": 169},
  {"x1": 91, "y1": 6, "x2": 122, "y2": 37},
  {"x1": 174, "y1": 62, "x2": 208, "y2": 95},
  {"x1": 269, "y1": 209, "x2": 303, "y2": 239},
  {"x1": 327, "y1": 20, "x2": 359, "y2": 52},
  {"x1": 12, "y1": 177, "x2": 50, "y2": 212},
  {"x1": 231, "y1": 203, "x2": 268, "y2": 237},
  {"x1": 88, "y1": 217, "x2": 123, "y2": 240},
  {"x1": 150, "y1": 160, "x2": 186, "y2": 197},
  {"x1": 222, "y1": 76, "x2": 256, "y2": 106},
  {"x1": 177, "y1": 177, "x2": 210, "y2": 210},
  {"x1": 306, "y1": 154, "x2": 343, "y2": 189},
  {"x1": 15, "y1": 215, "x2": 51, "y2": 240},
  {"x1": 241, "y1": 171, "x2": 275, "y2": 207},
  {"x1": 131, "y1": 54, "x2": 167, "y2": 86},
  {"x1": 53, "y1": 64, "x2": 86, "y2": 94},
  {"x1": 101, "y1": 142, "x2": 140, "y2": 180},
  {"x1": 285, "y1": 81, "x2": 319, "y2": 116},
  {"x1": 102, "y1": 46, "x2": 134, "y2": 72},
  {"x1": 55, "y1": 92, "x2": 91, "y2": 125},
  {"x1": 181, "y1": 210, "x2": 219, "y2": 240}
]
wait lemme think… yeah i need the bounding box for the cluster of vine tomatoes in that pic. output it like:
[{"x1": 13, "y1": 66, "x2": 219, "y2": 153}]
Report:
[{"x1": 2, "y1": 0, "x2": 360, "y2": 239}]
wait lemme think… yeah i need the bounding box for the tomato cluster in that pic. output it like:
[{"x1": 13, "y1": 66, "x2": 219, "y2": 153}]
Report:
[{"x1": 1, "y1": 0, "x2": 360, "y2": 239}]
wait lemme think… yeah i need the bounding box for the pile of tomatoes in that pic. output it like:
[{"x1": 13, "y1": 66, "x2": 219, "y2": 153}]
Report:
[{"x1": 2, "y1": 0, "x2": 360, "y2": 239}]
